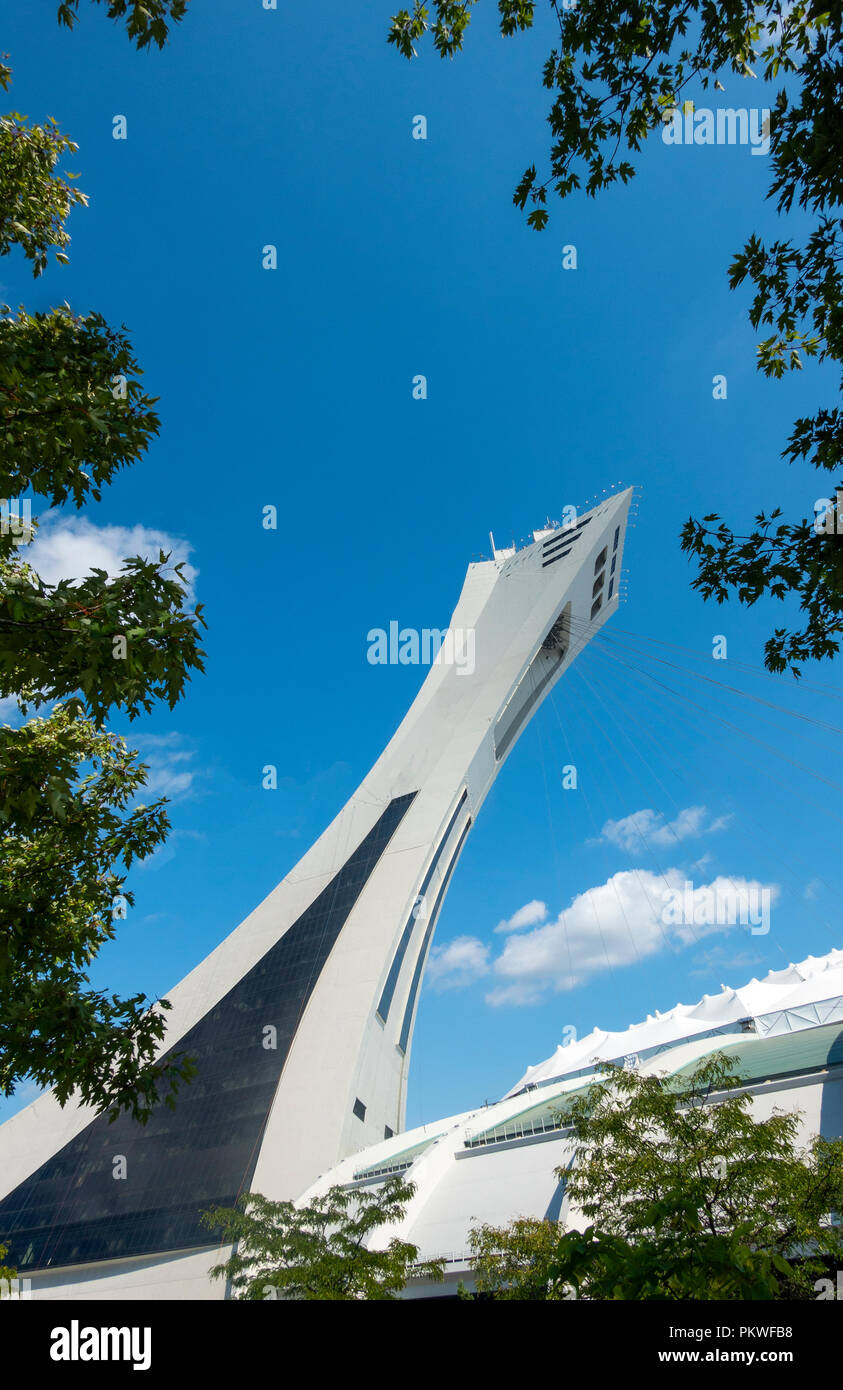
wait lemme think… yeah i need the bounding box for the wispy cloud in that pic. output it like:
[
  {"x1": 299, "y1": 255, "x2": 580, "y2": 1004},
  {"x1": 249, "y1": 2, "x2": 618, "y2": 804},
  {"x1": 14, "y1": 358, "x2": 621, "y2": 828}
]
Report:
[
  {"x1": 688, "y1": 944, "x2": 765, "y2": 979},
  {"x1": 493, "y1": 899, "x2": 548, "y2": 934},
  {"x1": 427, "y1": 935, "x2": 491, "y2": 990},
  {"x1": 593, "y1": 805, "x2": 732, "y2": 855},
  {"x1": 131, "y1": 732, "x2": 200, "y2": 802}
]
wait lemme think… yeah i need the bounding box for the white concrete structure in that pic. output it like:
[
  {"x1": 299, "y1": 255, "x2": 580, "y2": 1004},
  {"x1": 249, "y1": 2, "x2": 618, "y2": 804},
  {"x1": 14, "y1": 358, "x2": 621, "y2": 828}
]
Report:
[
  {"x1": 298, "y1": 948, "x2": 843, "y2": 1299},
  {"x1": 0, "y1": 491, "x2": 632, "y2": 1299}
]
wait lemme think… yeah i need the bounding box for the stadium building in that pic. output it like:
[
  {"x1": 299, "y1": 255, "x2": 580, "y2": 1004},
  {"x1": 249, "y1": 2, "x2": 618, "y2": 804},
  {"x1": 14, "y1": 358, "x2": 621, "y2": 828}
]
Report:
[{"x1": 304, "y1": 947, "x2": 843, "y2": 1299}]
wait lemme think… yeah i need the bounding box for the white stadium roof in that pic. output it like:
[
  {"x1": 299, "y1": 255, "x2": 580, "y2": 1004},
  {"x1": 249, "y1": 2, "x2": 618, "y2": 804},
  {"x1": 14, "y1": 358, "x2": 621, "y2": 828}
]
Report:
[{"x1": 505, "y1": 947, "x2": 843, "y2": 1096}]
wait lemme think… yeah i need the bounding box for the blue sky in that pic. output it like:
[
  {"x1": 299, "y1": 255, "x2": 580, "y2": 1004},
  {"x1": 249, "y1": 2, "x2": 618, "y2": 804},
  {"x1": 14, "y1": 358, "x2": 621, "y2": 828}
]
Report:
[{"x1": 1, "y1": 0, "x2": 840, "y2": 1129}]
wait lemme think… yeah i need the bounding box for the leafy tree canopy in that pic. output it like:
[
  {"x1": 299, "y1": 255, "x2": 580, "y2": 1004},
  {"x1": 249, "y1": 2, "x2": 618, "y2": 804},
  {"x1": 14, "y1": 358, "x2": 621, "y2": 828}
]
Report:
[
  {"x1": 0, "y1": 31, "x2": 202, "y2": 1125},
  {"x1": 202, "y1": 1177, "x2": 446, "y2": 1300},
  {"x1": 466, "y1": 1214, "x2": 567, "y2": 1299},
  {"x1": 0, "y1": 304, "x2": 160, "y2": 507},
  {"x1": 0, "y1": 108, "x2": 86, "y2": 277},
  {"x1": 0, "y1": 530, "x2": 203, "y2": 727}
]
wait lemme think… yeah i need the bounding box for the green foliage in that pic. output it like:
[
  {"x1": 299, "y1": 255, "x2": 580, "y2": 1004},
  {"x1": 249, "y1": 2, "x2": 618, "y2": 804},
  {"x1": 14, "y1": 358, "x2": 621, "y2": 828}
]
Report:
[
  {"x1": 547, "y1": 1216, "x2": 792, "y2": 1300},
  {"x1": 680, "y1": 507, "x2": 843, "y2": 671},
  {"x1": 0, "y1": 110, "x2": 86, "y2": 277},
  {"x1": 389, "y1": 1, "x2": 843, "y2": 672},
  {"x1": 202, "y1": 1177, "x2": 445, "y2": 1300},
  {"x1": 0, "y1": 532, "x2": 205, "y2": 726},
  {"x1": 389, "y1": 2, "x2": 479, "y2": 59},
  {"x1": 0, "y1": 34, "x2": 203, "y2": 1123},
  {"x1": 563, "y1": 1054, "x2": 843, "y2": 1273},
  {"x1": 465, "y1": 1214, "x2": 565, "y2": 1299},
  {"x1": 389, "y1": 1, "x2": 831, "y2": 211},
  {"x1": 0, "y1": 304, "x2": 160, "y2": 506},
  {"x1": 0, "y1": 704, "x2": 197, "y2": 1122},
  {"x1": 467, "y1": 1053, "x2": 843, "y2": 1299},
  {"x1": 56, "y1": 0, "x2": 188, "y2": 50}
]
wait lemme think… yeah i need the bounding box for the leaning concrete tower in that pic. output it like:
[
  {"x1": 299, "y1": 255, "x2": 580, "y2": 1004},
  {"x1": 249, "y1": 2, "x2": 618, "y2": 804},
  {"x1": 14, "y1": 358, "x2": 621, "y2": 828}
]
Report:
[{"x1": 0, "y1": 489, "x2": 632, "y2": 1297}]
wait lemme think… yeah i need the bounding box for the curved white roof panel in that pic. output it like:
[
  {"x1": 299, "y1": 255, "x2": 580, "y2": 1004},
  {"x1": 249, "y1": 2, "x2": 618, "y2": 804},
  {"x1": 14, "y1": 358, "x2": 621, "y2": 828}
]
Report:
[{"x1": 506, "y1": 946, "x2": 843, "y2": 1097}]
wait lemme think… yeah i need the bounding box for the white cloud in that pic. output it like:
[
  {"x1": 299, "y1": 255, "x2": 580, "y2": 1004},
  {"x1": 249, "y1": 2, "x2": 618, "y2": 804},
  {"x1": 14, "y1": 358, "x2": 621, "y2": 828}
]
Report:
[
  {"x1": 494, "y1": 899, "x2": 548, "y2": 934},
  {"x1": 487, "y1": 870, "x2": 671, "y2": 1005},
  {"x1": 595, "y1": 804, "x2": 732, "y2": 855},
  {"x1": 427, "y1": 935, "x2": 490, "y2": 991},
  {"x1": 485, "y1": 868, "x2": 778, "y2": 1006},
  {"x1": 145, "y1": 768, "x2": 194, "y2": 797},
  {"x1": 26, "y1": 514, "x2": 198, "y2": 601},
  {"x1": 131, "y1": 732, "x2": 198, "y2": 801}
]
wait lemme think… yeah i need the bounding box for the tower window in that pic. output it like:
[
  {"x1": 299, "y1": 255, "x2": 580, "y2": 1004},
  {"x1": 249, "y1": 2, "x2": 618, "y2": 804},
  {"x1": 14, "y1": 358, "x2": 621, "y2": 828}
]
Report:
[
  {"x1": 353, "y1": 1097, "x2": 367, "y2": 1122},
  {"x1": 591, "y1": 597, "x2": 603, "y2": 620},
  {"x1": 608, "y1": 579, "x2": 615, "y2": 599},
  {"x1": 611, "y1": 555, "x2": 617, "y2": 575},
  {"x1": 592, "y1": 574, "x2": 604, "y2": 599},
  {"x1": 613, "y1": 526, "x2": 620, "y2": 550},
  {"x1": 384, "y1": 1125, "x2": 394, "y2": 1140},
  {"x1": 594, "y1": 547, "x2": 607, "y2": 573}
]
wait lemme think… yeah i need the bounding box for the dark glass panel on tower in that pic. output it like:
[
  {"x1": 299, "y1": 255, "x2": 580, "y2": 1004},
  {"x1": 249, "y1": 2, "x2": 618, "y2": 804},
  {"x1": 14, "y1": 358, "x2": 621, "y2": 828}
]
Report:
[{"x1": 0, "y1": 792, "x2": 417, "y2": 1271}]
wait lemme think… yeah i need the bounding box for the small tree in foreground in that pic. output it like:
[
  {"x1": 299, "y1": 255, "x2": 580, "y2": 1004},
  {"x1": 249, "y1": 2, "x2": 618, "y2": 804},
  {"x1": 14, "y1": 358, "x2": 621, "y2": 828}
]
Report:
[
  {"x1": 202, "y1": 1176, "x2": 445, "y2": 1301},
  {"x1": 466, "y1": 1215, "x2": 567, "y2": 1300},
  {"x1": 468, "y1": 1053, "x2": 843, "y2": 1300}
]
